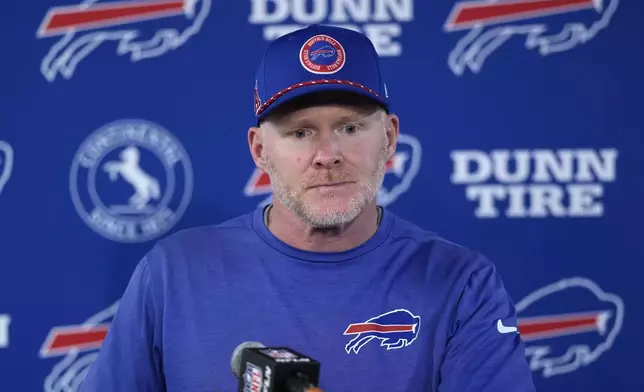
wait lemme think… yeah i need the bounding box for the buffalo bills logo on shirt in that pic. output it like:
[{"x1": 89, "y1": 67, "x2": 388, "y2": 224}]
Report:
[
  {"x1": 344, "y1": 309, "x2": 421, "y2": 354},
  {"x1": 299, "y1": 34, "x2": 346, "y2": 74}
]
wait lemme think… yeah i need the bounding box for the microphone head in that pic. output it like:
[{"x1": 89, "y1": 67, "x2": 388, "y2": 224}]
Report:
[{"x1": 230, "y1": 341, "x2": 265, "y2": 378}]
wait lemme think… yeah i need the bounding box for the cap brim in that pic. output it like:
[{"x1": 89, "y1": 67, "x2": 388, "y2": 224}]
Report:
[{"x1": 257, "y1": 81, "x2": 388, "y2": 121}]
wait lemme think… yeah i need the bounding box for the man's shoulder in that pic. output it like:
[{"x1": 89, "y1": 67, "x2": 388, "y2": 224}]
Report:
[
  {"x1": 387, "y1": 210, "x2": 474, "y2": 254},
  {"x1": 142, "y1": 210, "x2": 259, "y2": 263},
  {"x1": 172, "y1": 210, "x2": 256, "y2": 240},
  {"x1": 387, "y1": 209, "x2": 493, "y2": 271}
]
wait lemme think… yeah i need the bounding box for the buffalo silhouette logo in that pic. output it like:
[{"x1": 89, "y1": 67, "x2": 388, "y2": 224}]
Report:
[
  {"x1": 37, "y1": 0, "x2": 211, "y2": 81},
  {"x1": 444, "y1": 0, "x2": 619, "y2": 75}
]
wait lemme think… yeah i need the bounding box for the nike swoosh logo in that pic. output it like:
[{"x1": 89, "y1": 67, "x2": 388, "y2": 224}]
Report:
[{"x1": 497, "y1": 319, "x2": 518, "y2": 334}]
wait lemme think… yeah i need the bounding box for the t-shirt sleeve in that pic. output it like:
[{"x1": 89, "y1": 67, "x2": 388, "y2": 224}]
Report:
[
  {"x1": 78, "y1": 248, "x2": 165, "y2": 392},
  {"x1": 437, "y1": 256, "x2": 536, "y2": 392}
]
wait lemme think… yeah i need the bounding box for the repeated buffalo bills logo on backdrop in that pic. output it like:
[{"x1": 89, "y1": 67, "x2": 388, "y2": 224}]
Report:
[
  {"x1": 0, "y1": 141, "x2": 14, "y2": 198},
  {"x1": 344, "y1": 309, "x2": 421, "y2": 354},
  {"x1": 0, "y1": 314, "x2": 10, "y2": 349},
  {"x1": 515, "y1": 277, "x2": 624, "y2": 378},
  {"x1": 40, "y1": 302, "x2": 119, "y2": 392},
  {"x1": 36, "y1": 0, "x2": 211, "y2": 82},
  {"x1": 299, "y1": 34, "x2": 346, "y2": 74},
  {"x1": 443, "y1": 0, "x2": 619, "y2": 75},
  {"x1": 243, "y1": 133, "x2": 422, "y2": 208}
]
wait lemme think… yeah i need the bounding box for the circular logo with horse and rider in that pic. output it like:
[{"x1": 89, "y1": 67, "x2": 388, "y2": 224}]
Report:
[{"x1": 69, "y1": 119, "x2": 193, "y2": 243}]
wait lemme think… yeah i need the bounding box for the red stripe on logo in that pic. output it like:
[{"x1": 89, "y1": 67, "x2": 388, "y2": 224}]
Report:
[
  {"x1": 344, "y1": 323, "x2": 415, "y2": 335},
  {"x1": 518, "y1": 311, "x2": 606, "y2": 341},
  {"x1": 40, "y1": 325, "x2": 109, "y2": 357},
  {"x1": 446, "y1": 0, "x2": 596, "y2": 30},
  {"x1": 38, "y1": 0, "x2": 186, "y2": 37}
]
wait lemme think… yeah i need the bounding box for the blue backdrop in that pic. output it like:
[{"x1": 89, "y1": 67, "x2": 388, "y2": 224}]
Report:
[{"x1": 1, "y1": 0, "x2": 642, "y2": 390}]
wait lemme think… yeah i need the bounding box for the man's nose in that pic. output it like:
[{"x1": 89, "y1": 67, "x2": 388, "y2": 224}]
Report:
[{"x1": 312, "y1": 134, "x2": 343, "y2": 169}]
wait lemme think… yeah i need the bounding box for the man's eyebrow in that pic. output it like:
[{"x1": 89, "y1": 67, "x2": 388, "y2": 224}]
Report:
[{"x1": 331, "y1": 113, "x2": 371, "y2": 126}]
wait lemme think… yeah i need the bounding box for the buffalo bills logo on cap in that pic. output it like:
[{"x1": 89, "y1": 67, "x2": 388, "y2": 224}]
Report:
[{"x1": 299, "y1": 34, "x2": 346, "y2": 74}]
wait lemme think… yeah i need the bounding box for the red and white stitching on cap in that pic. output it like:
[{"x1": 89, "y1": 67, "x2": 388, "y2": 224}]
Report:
[{"x1": 255, "y1": 79, "x2": 380, "y2": 117}]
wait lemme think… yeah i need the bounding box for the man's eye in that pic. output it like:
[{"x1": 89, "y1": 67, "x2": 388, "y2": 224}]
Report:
[
  {"x1": 293, "y1": 130, "x2": 308, "y2": 138},
  {"x1": 343, "y1": 124, "x2": 359, "y2": 134}
]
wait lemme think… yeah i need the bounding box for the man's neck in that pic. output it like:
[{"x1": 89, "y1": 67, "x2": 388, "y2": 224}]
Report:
[{"x1": 264, "y1": 201, "x2": 381, "y2": 252}]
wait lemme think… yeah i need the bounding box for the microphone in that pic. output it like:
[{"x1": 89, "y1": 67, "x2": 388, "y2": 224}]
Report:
[{"x1": 230, "y1": 341, "x2": 322, "y2": 392}]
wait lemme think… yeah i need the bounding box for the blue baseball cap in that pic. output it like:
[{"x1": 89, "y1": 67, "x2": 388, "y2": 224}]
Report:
[{"x1": 254, "y1": 24, "x2": 390, "y2": 121}]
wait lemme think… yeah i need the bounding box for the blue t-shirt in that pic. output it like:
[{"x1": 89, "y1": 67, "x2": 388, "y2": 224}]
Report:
[{"x1": 79, "y1": 206, "x2": 536, "y2": 392}]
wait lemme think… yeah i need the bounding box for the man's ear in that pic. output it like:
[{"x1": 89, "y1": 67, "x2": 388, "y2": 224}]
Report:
[
  {"x1": 248, "y1": 126, "x2": 266, "y2": 170},
  {"x1": 385, "y1": 113, "x2": 400, "y2": 160}
]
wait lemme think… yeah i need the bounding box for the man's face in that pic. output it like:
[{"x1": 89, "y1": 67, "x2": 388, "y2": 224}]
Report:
[{"x1": 250, "y1": 97, "x2": 399, "y2": 228}]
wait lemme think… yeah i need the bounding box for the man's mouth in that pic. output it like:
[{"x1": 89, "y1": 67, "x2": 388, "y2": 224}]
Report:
[{"x1": 308, "y1": 181, "x2": 354, "y2": 189}]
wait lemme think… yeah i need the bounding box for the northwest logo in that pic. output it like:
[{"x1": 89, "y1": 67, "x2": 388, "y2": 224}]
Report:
[
  {"x1": 36, "y1": 0, "x2": 211, "y2": 82},
  {"x1": 69, "y1": 119, "x2": 193, "y2": 243},
  {"x1": 443, "y1": 0, "x2": 619, "y2": 75}
]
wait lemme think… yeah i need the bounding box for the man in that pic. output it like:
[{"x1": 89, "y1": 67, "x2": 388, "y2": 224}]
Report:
[{"x1": 79, "y1": 25, "x2": 536, "y2": 391}]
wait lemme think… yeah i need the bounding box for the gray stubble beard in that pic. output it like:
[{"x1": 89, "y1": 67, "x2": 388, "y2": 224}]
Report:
[{"x1": 263, "y1": 137, "x2": 389, "y2": 229}]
